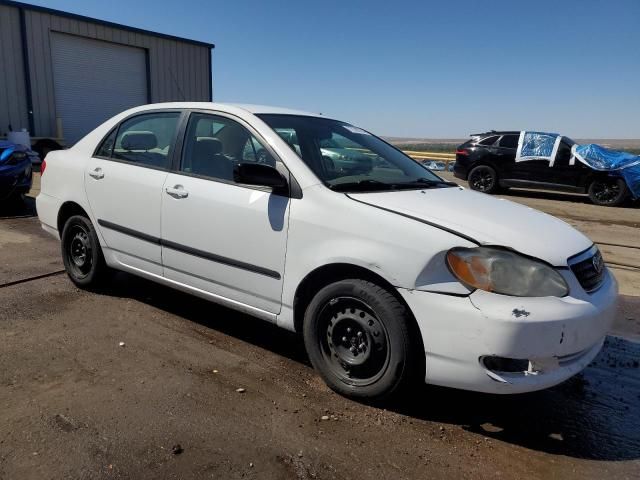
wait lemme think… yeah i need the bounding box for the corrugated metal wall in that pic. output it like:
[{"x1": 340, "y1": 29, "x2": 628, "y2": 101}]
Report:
[
  {"x1": 0, "y1": 4, "x2": 29, "y2": 134},
  {"x1": 0, "y1": 3, "x2": 212, "y2": 138}
]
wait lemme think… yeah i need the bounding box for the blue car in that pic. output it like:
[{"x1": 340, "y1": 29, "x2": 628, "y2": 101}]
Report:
[{"x1": 0, "y1": 140, "x2": 33, "y2": 202}]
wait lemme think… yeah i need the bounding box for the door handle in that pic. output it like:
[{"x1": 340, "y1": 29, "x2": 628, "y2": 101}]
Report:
[
  {"x1": 89, "y1": 167, "x2": 104, "y2": 180},
  {"x1": 165, "y1": 185, "x2": 189, "y2": 199}
]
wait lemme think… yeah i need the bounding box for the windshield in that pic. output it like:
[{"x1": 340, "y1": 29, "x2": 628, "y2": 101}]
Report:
[{"x1": 257, "y1": 114, "x2": 449, "y2": 192}]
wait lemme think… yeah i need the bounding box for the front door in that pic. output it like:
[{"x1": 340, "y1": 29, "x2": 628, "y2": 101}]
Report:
[
  {"x1": 547, "y1": 140, "x2": 589, "y2": 188},
  {"x1": 160, "y1": 112, "x2": 290, "y2": 314},
  {"x1": 85, "y1": 111, "x2": 182, "y2": 275}
]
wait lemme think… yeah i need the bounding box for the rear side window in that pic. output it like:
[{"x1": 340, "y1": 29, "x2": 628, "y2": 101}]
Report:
[
  {"x1": 478, "y1": 135, "x2": 499, "y2": 146},
  {"x1": 110, "y1": 112, "x2": 180, "y2": 169},
  {"x1": 498, "y1": 134, "x2": 519, "y2": 149}
]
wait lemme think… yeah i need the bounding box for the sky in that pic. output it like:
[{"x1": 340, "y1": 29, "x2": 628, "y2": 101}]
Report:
[{"x1": 22, "y1": 0, "x2": 640, "y2": 139}]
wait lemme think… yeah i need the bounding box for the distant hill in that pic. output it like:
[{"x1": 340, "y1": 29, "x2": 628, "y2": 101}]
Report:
[{"x1": 385, "y1": 137, "x2": 640, "y2": 155}]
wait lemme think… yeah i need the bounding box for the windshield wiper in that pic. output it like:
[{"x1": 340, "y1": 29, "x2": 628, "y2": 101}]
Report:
[
  {"x1": 388, "y1": 178, "x2": 458, "y2": 189},
  {"x1": 328, "y1": 179, "x2": 394, "y2": 192},
  {"x1": 328, "y1": 178, "x2": 457, "y2": 192}
]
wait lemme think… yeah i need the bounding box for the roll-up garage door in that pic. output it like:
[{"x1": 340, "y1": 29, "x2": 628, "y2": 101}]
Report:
[{"x1": 51, "y1": 32, "x2": 148, "y2": 144}]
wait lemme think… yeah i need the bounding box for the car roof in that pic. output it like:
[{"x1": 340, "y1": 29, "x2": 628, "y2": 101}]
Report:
[
  {"x1": 126, "y1": 102, "x2": 325, "y2": 118},
  {"x1": 470, "y1": 130, "x2": 520, "y2": 137}
]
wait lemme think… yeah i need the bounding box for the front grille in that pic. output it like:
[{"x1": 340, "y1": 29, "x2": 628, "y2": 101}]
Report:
[{"x1": 570, "y1": 249, "x2": 605, "y2": 293}]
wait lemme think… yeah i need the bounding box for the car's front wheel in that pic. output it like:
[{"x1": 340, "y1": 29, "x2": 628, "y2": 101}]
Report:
[
  {"x1": 588, "y1": 178, "x2": 628, "y2": 207},
  {"x1": 468, "y1": 165, "x2": 499, "y2": 194},
  {"x1": 303, "y1": 279, "x2": 419, "y2": 402},
  {"x1": 61, "y1": 215, "x2": 108, "y2": 288}
]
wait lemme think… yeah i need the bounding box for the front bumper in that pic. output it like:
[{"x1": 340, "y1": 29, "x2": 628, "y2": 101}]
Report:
[{"x1": 399, "y1": 268, "x2": 618, "y2": 394}]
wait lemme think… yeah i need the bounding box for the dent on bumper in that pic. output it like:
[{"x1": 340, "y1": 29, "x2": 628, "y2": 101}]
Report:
[{"x1": 398, "y1": 271, "x2": 618, "y2": 394}]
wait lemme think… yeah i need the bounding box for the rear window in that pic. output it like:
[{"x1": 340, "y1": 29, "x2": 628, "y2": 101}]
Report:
[{"x1": 478, "y1": 135, "x2": 499, "y2": 146}]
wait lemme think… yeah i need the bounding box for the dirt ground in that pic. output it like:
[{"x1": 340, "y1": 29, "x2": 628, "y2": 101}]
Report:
[{"x1": 0, "y1": 175, "x2": 639, "y2": 479}]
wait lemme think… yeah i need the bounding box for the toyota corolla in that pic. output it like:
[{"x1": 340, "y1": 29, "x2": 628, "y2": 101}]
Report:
[{"x1": 37, "y1": 103, "x2": 618, "y2": 400}]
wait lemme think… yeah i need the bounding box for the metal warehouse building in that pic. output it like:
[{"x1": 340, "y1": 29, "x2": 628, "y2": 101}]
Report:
[{"x1": 0, "y1": 0, "x2": 213, "y2": 145}]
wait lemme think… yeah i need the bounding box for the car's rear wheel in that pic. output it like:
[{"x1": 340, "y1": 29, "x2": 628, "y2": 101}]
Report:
[
  {"x1": 303, "y1": 279, "x2": 418, "y2": 402},
  {"x1": 588, "y1": 178, "x2": 627, "y2": 207},
  {"x1": 61, "y1": 215, "x2": 108, "y2": 288},
  {"x1": 468, "y1": 165, "x2": 498, "y2": 194}
]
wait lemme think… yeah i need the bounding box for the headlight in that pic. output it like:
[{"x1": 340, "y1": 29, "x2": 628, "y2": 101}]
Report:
[
  {"x1": 446, "y1": 246, "x2": 569, "y2": 297},
  {"x1": 7, "y1": 151, "x2": 27, "y2": 166}
]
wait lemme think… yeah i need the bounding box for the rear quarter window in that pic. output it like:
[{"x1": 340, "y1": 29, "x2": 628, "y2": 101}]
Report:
[
  {"x1": 478, "y1": 135, "x2": 499, "y2": 146},
  {"x1": 95, "y1": 129, "x2": 116, "y2": 158}
]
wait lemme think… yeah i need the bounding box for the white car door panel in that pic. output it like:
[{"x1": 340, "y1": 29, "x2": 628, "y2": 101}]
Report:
[
  {"x1": 85, "y1": 160, "x2": 167, "y2": 275},
  {"x1": 85, "y1": 111, "x2": 181, "y2": 275},
  {"x1": 161, "y1": 175, "x2": 289, "y2": 314}
]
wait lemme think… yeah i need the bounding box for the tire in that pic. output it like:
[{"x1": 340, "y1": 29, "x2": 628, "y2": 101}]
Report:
[
  {"x1": 303, "y1": 279, "x2": 419, "y2": 402},
  {"x1": 588, "y1": 178, "x2": 628, "y2": 207},
  {"x1": 468, "y1": 165, "x2": 499, "y2": 194},
  {"x1": 61, "y1": 215, "x2": 108, "y2": 288}
]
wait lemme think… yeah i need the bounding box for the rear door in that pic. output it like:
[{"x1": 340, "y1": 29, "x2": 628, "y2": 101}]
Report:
[
  {"x1": 160, "y1": 112, "x2": 290, "y2": 314},
  {"x1": 492, "y1": 134, "x2": 518, "y2": 179},
  {"x1": 85, "y1": 111, "x2": 182, "y2": 275}
]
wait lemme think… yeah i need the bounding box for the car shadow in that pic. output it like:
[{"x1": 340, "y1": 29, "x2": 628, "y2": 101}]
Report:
[
  {"x1": 94, "y1": 271, "x2": 640, "y2": 462},
  {"x1": 98, "y1": 271, "x2": 309, "y2": 365},
  {"x1": 390, "y1": 336, "x2": 640, "y2": 461},
  {"x1": 0, "y1": 195, "x2": 37, "y2": 219}
]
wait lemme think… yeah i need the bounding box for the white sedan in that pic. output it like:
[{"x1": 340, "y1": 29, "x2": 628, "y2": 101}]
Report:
[{"x1": 37, "y1": 103, "x2": 617, "y2": 400}]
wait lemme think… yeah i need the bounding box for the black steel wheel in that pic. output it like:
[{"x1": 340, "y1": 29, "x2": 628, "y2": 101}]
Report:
[
  {"x1": 61, "y1": 215, "x2": 108, "y2": 288},
  {"x1": 303, "y1": 279, "x2": 419, "y2": 401},
  {"x1": 468, "y1": 165, "x2": 498, "y2": 194},
  {"x1": 588, "y1": 178, "x2": 627, "y2": 207},
  {"x1": 319, "y1": 297, "x2": 390, "y2": 387}
]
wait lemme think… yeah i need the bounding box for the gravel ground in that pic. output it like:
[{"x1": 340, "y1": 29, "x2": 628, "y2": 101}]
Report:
[{"x1": 0, "y1": 178, "x2": 639, "y2": 479}]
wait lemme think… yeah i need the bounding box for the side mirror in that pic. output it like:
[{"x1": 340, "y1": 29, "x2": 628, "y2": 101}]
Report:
[{"x1": 234, "y1": 162, "x2": 288, "y2": 189}]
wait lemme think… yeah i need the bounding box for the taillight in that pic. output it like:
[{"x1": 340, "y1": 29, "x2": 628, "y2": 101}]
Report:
[
  {"x1": 40, "y1": 159, "x2": 46, "y2": 175},
  {"x1": 455, "y1": 149, "x2": 469, "y2": 156}
]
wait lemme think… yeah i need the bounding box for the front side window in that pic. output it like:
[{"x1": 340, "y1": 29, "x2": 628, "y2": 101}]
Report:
[
  {"x1": 181, "y1": 113, "x2": 275, "y2": 182},
  {"x1": 257, "y1": 114, "x2": 447, "y2": 192},
  {"x1": 111, "y1": 112, "x2": 180, "y2": 169},
  {"x1": 554, "y1": 141, "x2": 574, "y2": 166}
]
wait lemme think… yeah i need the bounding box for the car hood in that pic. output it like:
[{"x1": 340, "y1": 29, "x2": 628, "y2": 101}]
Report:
[{"x1": 348, "y1": 187, "x2": 592, "y2": 266}]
